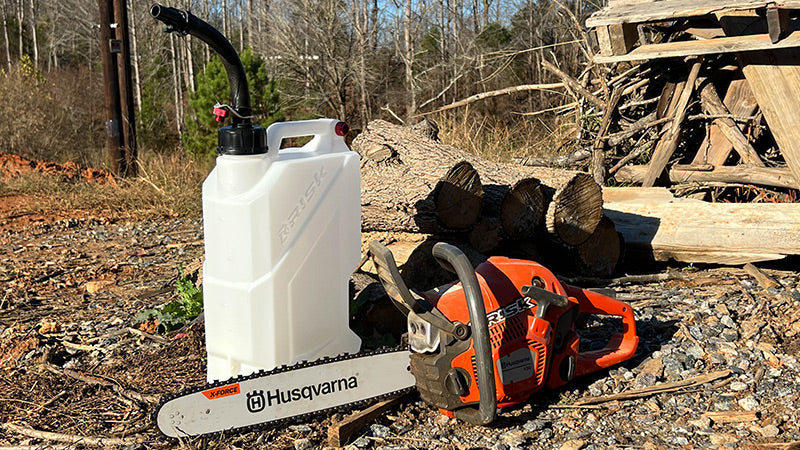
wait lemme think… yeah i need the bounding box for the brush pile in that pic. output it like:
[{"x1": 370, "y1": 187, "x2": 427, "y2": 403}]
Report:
[{"x1": 516, "y1": 18, "x2": 800, "y2": 204}]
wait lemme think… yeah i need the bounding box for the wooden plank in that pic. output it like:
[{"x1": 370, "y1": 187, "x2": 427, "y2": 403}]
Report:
[
  {"x1": 593, "y1": 30, "x2": 800, "y2": 63},
  {"x1": 615, "y1": 163, "x2": 799, "y2": 189},
  {"x1": 586, "y1": 0, "x2": 800, "y2": 27},
  {"x1": 696, "y1": 77, "x2": 764, "y2": 166},
  {"x1": 719, "y1": 13, "x2": 800, "y2": 186},
  {"x1": 643, "y1": 57, "x2": 703, "y2": 187},
  {"x1": 596, "y1": 26, "x2": 614, "y2": 56},
  {"x1": 767, "y1": 6, "x2": 790, "y2": 43},
  {"x1": 327, "y1": 396, "x2": 406, "y2": 447},
  {"x1": 608, "y1": 23, "x2": 639, "y2": 55},
  {"x1": 691, "y1": 78, "x2": 759, "y2": 166},
  {"x1": 602, "y1": 187, "x2": 800, "y2": 264}
]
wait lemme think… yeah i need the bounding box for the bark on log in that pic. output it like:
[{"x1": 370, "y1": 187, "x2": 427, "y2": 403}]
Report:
[
  {"x1": 469, "y1": 217, "x2": 502, "y2": 253},
  {"x1": 353, "y1": 120, "x2": 576, "y2": 233},
  {"x1": 513, "y1": 148, "x2": 591, "y2": 168},
  {"x1": 545, "y1": 173, "x2": 604, "y2": 246},
  {"x1": 603, "y1": 187, "x2": 800, "y2": 264}
]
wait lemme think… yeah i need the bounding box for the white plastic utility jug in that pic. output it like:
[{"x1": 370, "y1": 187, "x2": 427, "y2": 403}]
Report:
[{"x1": 202, "y1": 119, "x2": 362, "y2": 383}]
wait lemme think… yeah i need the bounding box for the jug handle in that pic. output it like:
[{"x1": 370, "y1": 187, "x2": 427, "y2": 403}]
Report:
[{"x1": 266, "y1": 119, "x2": 349, "y2": 156}]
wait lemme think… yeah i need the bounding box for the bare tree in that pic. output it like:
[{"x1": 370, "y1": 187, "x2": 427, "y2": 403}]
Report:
[
  {"x1": 403, "y1": 0, "x2": 415, "y2": 118},
  {"x1": 268, "y1": 0, "x2": 354, "y2": 120},
  {"x1": 16, "y1": 0, "x2": 23, "y2": 60},
  {"x1": 28, "y1": 0, "x2": 36, "y2": 69},
  {"x1": 348, "y1": 0, "x2": 369, "y2": 127},
  {"x1": 1, "y1": 0, "x2": 11, "y2": 69},
  {"x1": 169, "y1": 31, "x2": 183, "y2": 139}
]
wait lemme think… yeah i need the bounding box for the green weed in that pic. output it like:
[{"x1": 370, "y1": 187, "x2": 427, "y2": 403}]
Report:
[{"x1": 136, "y1": 265, "x2": 203, "y2": 333}]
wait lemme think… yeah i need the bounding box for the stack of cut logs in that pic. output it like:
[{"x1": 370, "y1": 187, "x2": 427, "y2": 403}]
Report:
[{"x1": 353, "y1": 120, "x2": 622, "y2": 291}]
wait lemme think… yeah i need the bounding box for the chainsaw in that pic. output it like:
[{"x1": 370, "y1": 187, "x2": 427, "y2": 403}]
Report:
[{"x1": 155, "y1": 241, "x2": 638, "y2": 437}]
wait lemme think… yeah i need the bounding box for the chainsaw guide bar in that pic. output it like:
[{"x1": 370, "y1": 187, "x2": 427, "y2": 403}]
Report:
[{"x1": 154, "y1": 347, "x2": 414, "y2": 438}]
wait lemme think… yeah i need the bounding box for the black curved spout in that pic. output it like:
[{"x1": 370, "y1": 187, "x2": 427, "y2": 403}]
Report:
[
  {"x1": 150, "y1": 4, "x2": 266, "y2": 155},
  {"x1": 150, "y1": 4, "x2": 251, "y2": 126}
]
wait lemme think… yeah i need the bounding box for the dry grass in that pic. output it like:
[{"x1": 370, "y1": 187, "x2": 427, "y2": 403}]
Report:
[
  {"x1": 433, "y1": 110, "x2": 579, "y2": 162},
  {"x1": 0, "y1": 150, "x2": 211, "y2": 218},
  {"x1": 0, "y1": 113, "x2": 578, "y2": 220}
]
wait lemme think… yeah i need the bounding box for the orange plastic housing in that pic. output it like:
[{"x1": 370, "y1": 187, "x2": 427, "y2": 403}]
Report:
[{"x1": 422, "y1": 256, "x2": 638, "y2": 414}]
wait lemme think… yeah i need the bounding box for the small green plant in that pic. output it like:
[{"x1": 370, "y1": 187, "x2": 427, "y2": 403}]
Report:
[
  {"x1": 136, "y1": 265, "x2": 203, "y2": 333},
  {"x1": 682, "y1": 263, "x2": 697, "y2": 272}
]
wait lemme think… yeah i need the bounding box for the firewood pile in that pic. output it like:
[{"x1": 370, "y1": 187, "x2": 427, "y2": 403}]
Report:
[
  {"x1": 352, "y1": 120, "x2": 621, "y2": 289},
  {"x1": 516, "y1": 0, "x2": 800, "y2": 203}
]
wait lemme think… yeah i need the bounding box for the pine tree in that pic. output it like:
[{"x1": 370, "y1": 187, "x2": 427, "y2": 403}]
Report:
[{"x1": 184, "y1": 48, "x2": 283, "y2": 158}]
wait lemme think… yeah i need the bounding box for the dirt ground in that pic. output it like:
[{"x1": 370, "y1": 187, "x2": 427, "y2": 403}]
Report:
[{"x1": 1, "y1": 192, "x2": 799, "y2": 450}]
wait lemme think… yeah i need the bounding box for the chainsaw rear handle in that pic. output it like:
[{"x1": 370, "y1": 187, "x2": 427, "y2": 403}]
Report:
[
  {"x1": 563, "y1": 285, "x2": 639, "y2": 377},
  {"x1": 431, "y1": 243, "x2": 497, "y2": 425}
]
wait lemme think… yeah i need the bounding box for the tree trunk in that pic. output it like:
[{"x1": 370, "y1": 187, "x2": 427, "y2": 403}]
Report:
[
  {"x1": 238, "y1": 0, "x2": 243, "y2": 53},
  {"x1": 27, "y1": 0, "x2": 35, "y2": 69},
  {"x1": 1, "y1": 0, "x2": 10, "y2": 70},
  {"x1": 246, "y1": 0, "x2": 252, "y2": 49},
  {"x1": 169, "y1": 32, "x2": 183, "y2": 139},
  {"x1": 222, "y1": 0, "x2": 229, "y2": 37},
  {"x1": 16, "y1": 0, "x2": 22, "y2": 60},
  {"x1": 545, "y1": 172, "x2": 604, "y2": 246},
  {"x1": 403, "y1": 0, "x2": 415, "y2": 119}
]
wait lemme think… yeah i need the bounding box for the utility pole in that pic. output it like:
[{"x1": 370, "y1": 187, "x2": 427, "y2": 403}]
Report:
[
  {"x1": 113, "y1": 0, "x2": 137, "y2": 176},
  {"x1": 98, "y1": 0, "x2": 125, "y2": 176}
]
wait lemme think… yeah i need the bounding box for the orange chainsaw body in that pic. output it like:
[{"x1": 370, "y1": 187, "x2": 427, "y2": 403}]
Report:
[
  {"x1": 416, "y1": 256, "x2": 638, "y2": 418},
  {"x1": 368, "y1": 241, "x2": 638, "y2": 424}
]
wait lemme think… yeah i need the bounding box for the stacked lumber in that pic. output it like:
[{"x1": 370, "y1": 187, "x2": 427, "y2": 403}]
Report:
[
  {"x1": 354, "y1": 120, "x2": 623, "y2": 287},
  {"x1": 516, "y1": 2, "x2": 800, "y2": 202}
]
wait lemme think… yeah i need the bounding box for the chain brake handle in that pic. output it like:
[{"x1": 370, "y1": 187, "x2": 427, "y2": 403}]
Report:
[
  {"x1": 431, "y1": 243, "x2": 496, "y2": 426},
  {"x1": 562, "y1": 284, "x2": 639, "y2": 377}
]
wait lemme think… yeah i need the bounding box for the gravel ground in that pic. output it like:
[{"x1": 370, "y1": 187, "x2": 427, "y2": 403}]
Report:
[{"x1": 1, "y1": 194, "x2": 799, "y2": 449}]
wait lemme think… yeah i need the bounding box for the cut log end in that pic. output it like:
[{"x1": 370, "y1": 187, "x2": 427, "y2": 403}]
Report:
[
  {"x1": 576, "y1": 216, "x2": 622, "y2": 277},
  {"x1": 500, "y1": 177, "x2": 545, "y2": 239},
  {"x1": 546, "y1": 173, "x2": 604, "y2": 246},
  {"x1": 469, "y1": 217, "x2": 501, "y2": 253},
  {"x1": 434, "y1": 161, "x2": 484, "y2": 230}
]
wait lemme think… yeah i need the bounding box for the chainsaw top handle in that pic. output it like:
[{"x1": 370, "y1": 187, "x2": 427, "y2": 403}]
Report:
[{"x1": 431, "y1": 243, "x2": 497, "y2": 425}]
